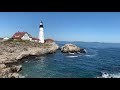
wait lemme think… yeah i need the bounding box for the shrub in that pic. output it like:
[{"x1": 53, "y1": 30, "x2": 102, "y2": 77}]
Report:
[{"x1": 7, "y1": 38, "x2": 14, "y2": 41}]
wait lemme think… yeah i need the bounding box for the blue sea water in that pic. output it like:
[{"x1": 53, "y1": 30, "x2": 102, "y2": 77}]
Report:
[{"x1": 20, "y1": 41, "x2": 120, "y2": 78}]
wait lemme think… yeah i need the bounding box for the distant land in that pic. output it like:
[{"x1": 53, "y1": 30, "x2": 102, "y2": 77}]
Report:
[{"x1": 55, "y1": 41, "x2": 120, "y2": 44}]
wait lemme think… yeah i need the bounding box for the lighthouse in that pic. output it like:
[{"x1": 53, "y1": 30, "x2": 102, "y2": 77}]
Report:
[{"x1": 39, "y1": 21, "x2": 44, "y2": 43}]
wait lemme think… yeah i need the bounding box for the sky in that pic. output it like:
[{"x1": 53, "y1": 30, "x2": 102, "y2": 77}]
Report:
[{"x1": 0, "y1": 12, "x2": 120, "y2": 43}]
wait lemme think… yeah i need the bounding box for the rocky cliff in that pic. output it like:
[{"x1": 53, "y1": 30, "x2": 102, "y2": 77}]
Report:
[{"x1": 0, "y1": 39, "x2": 59, "y2": 78}]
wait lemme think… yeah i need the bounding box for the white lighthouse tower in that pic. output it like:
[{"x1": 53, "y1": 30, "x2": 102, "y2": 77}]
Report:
[{"x1": 39, "y1": 21, "x2": 44, "y2": 43}]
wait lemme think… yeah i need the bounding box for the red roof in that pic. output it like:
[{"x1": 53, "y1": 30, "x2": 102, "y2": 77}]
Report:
[
  {"x1": 12, "y1": 32, "x2": 32, "y2": 39},
  {"x1": 32, "y1": 38, "x2": 39, "y2": 40}
]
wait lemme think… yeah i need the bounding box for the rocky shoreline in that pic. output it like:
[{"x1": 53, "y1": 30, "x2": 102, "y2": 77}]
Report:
[
  {"x1": 0, "y1": 40, "x2": 59, "y2": 78},
  {"x1": 0, "y1": 39, "x2": 86, "y2": 78}
]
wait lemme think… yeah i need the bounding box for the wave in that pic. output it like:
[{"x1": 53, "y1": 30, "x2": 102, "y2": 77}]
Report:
[
  {"x1": 67, "y1": 53, "x2": 96, "y2": 58},
  {"x1": 110, "y1": 73, "x2": 120, "y2": 78},
  {"x1": 96, "y1": 72, "x2": 120, "y2": 78},
  {"x1": 66, "y1": 56, "x2": 78, "y2": 58},
  {"x1": 25, "y1": 61, "x2": 29, "y2": 63},
  {"x1": 68, "y1": 52, "x2": 75, "y2": 55},
  {"x1": 85, "y1": 54, "x2": 96, "y2": 57}
]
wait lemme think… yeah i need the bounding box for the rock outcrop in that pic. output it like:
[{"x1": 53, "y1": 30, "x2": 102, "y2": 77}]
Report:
[
  {"x1": 61, "y1": 44, "x2": 86, "y2": 53},
  {"x1": 11, "y1": 65, "x2": 22, "y2": 72},
  {"x1": 0, "y1": 40, "x2": 59, "y2": 78},
  {"x1": 0, "y1": 64, "x2": 22, "y2": 78},
  {"x1": 47, "y1": 42, "x2": 59, "y2": 53},
  {"x1": 0, "y1": 41, "x2": 59, "y2": 64}
]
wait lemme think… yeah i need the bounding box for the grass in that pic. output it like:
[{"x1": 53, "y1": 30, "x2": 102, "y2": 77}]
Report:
[{"x1": 2, "y1": 38, "x2": 50, "y2": 48}]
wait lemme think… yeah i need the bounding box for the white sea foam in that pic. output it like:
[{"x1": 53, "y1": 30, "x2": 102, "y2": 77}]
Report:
[
  {"x1": 25, "y1": 61, "x2": 28, "y2": 63},
  {"x1": 97, "y1": 72, "x2": 120, "y2": 78},
  {"x1": 19, "y1": 74, "x2": 25, "y2": 78},
  {"x1": 85, "y1": 55, "x2": 91, "y2": 56},
  {"x1": 85, "y1": 55, "x2": 95, "y2": 57},
  {"x1": 68, "y1": 52, "x2": 75, "y2": 55},
  {"x1": 109, "y1": 73, "x2": 120, "y2": 78},
  {"x1": 77, "y1": 52, "x2": 81, "y2": 54},
  {"x1": 66, "y1": 56, "x2": 78, "y2": 58}
]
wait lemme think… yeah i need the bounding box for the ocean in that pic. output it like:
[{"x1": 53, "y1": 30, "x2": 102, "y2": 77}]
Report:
[{"x1": 19, "y1": 41, "x2": 120, "y2": 78}]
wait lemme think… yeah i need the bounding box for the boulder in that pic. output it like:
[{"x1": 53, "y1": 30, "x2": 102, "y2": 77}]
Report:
[
  {"x1": 0, "y1": 64, "x2": 6, "y2": 69},
  {"x1": 61, "y1": 44, "x2": 86, "y2": 53},
  {"x1": 11, "y1": 65, "x2": 22, "y2": 72},
  {"x1": 8, "y1": 73, "x2": 20, "y2": 78},
  {"x1": 47, "y1": 42, "x2": 59, "y2": 53},
  {"x1": 0, "y1": 67, "x2": 11, "y2": 76}
]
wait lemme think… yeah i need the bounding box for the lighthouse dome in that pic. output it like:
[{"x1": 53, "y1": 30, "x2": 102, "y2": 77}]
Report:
[
  {"x1": 40, "y1": 21, "x2": 43, "y2": 25},
  {"x1": 39, "y1": 21, "x2": 43, "y2": 28}
]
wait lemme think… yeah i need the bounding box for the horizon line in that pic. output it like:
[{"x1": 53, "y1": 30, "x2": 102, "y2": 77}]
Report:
[{"x1": 55, "y1": 40, "x2": 120, "y2": 44}]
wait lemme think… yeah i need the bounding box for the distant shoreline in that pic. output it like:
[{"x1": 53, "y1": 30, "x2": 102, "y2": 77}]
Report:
[{"x1": 55, "y1": 41, "x2": 120, "y2": 44}]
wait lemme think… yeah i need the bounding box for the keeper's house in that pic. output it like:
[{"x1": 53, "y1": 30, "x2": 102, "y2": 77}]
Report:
[{"x1": 12, "y1": 31, "x2": 39, "y2": 42}]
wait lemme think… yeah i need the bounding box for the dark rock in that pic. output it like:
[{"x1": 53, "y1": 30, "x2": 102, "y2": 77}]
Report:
[
  {"x1": 80, "y1": 48, "x2": 86, "y2": 53},
  {"x1": 11, "y1": 65, "x2": 22, "y2": 72}
]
